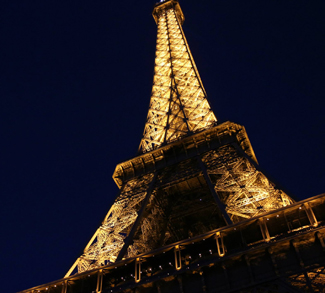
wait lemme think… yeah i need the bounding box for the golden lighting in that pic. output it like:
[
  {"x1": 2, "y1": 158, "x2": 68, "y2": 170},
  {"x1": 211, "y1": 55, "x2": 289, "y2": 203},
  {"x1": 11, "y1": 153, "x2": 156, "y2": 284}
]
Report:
[{"x1": 139, "y1": 3, "x2": 217, "y2": 153}]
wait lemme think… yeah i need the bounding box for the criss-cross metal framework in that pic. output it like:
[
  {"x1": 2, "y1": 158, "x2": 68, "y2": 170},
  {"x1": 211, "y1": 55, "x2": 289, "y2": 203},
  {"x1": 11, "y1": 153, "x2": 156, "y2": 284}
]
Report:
[
  {"x1": 66, "y1": 173, "x2": 156, "y2": 275},
  {"x1": 139, "y1": 1, "x2": 217, "y2": 153},
  {"x1": 65, "y1": 0, "x2": 294, "y2": 279},
  {"x1": 18, "y1": 1, "x2": 325, "y2": 293},
  {"x1": 202, "y1": 145, "x2": 293, "y2": 221}
]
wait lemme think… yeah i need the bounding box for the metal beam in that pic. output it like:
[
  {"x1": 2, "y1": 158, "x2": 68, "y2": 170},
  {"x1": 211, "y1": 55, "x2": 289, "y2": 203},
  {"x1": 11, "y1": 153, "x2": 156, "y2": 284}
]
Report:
[
  {"x1": 197, "y1": 156, "x2": 232, "y2": 225},
  {"x1": 116, "y1": 172, "x2": 158, "y2": 261}
]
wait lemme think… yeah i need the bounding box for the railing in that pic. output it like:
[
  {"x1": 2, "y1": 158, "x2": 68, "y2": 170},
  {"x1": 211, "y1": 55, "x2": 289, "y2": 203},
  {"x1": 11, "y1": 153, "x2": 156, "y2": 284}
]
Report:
[{"x1": 20, "y1": 193, "x2": 325, "y2": 293}]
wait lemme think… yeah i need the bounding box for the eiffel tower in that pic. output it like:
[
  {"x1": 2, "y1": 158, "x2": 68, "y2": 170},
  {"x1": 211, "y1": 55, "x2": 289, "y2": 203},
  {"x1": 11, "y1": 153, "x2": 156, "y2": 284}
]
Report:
[{"x1": 20, "y1": 1, "x2": 325, "y2": 292}]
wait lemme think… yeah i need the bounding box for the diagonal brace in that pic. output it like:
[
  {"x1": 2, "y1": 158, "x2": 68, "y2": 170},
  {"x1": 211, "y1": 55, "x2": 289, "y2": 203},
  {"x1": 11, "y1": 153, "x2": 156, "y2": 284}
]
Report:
[
  {"x1": 116, "y1": 172, "x2": 158, "y2": 261},
  {"x1": 197, "y1": 156, "x2": 232, "y2": 225}
]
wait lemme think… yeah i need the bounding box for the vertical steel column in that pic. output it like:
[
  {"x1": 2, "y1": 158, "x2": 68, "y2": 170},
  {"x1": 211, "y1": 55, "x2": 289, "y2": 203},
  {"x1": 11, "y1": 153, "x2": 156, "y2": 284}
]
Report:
[
  {"x1": 174, "y1": 245, "x2": 182, "y2": 270},
  {"x1": 215, "y1": 231, "x2": 226, "y2": 257},
  {"x1": 135, "y1": 258, "x2": 142, "y2": 283},
  {"x1": 259, "y1": 218, "x2": 271, "y2": 242},
  {"x1": 61, "y1": 280, "x2": 67, "y2": 293},
  {"x1": 304, "y1": 202, "x2": 318, "y2": 227},
  {"x1": 96, "y1": 269, "x2": 103, "y2": 293}
]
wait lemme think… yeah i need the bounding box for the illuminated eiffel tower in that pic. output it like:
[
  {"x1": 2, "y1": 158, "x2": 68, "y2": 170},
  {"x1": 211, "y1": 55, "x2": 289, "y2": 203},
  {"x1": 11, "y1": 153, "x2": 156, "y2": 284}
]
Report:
[{"x1": 21, "y1": 1, "x2": 325, "y2": 293}]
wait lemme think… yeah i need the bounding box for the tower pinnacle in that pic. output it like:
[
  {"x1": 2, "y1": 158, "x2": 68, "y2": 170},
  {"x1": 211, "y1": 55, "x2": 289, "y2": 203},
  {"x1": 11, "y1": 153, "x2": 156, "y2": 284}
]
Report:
[{"x1": 139, "y1": 0, "x2": 217, "y2": 153}]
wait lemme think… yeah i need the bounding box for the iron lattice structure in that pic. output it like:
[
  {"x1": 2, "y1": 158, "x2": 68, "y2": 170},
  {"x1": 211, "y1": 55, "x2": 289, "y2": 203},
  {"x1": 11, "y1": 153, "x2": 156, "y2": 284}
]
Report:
[
  {"x1": 64, "y1": 0, "x2": 293, "y2": 278},
  {"x1": 67, "y1": 122, "x2": 293, "y2": 277},
  {"x1": 139, "y1": 0, "x2": 217, "y2": 153},
  {"x1": 20, "y1": 1, "x2": 325, "y2": 293},
  {"x1": 21, "y1": 193, "x2": 325, "y2": 293}
]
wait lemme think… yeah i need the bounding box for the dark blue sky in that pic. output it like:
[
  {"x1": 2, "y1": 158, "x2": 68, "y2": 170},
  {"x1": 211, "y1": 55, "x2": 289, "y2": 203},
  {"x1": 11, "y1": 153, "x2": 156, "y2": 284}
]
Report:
[{"x1": 1, "y1": 1, "x2": 324, "y2": 292}]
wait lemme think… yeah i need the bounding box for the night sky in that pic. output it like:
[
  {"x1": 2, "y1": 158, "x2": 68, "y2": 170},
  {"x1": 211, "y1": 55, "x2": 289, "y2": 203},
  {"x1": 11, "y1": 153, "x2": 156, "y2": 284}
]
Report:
[{"x1": 1, "y1": 1, "x2": 324, "y2": 292}]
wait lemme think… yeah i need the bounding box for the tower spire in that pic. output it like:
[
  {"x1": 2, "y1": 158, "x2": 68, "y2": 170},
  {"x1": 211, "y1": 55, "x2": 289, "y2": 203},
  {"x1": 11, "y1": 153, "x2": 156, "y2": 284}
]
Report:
[{"x1": 139, "y1": 0, "x2": 217, "y2": 153}]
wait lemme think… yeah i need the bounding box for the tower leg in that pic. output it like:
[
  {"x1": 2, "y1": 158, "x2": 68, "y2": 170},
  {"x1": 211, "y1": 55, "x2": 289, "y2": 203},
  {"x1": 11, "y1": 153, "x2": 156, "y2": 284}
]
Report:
[
  {"x1": 116, "y1": 172, "x2": 158, "y2": 261},
  {"x1": 197, "y1": 156, "x2": 232, "y2": 225}
]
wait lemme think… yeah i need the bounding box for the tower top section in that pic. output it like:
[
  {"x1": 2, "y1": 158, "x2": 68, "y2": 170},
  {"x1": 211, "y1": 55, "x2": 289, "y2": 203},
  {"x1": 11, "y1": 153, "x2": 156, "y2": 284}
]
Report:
[
  {"x1": 152, "y1": 0, "x2": 185, "y2": 25},
  {"x1": 139, "y1": 0, "x2": 217, "y2": 153}
]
